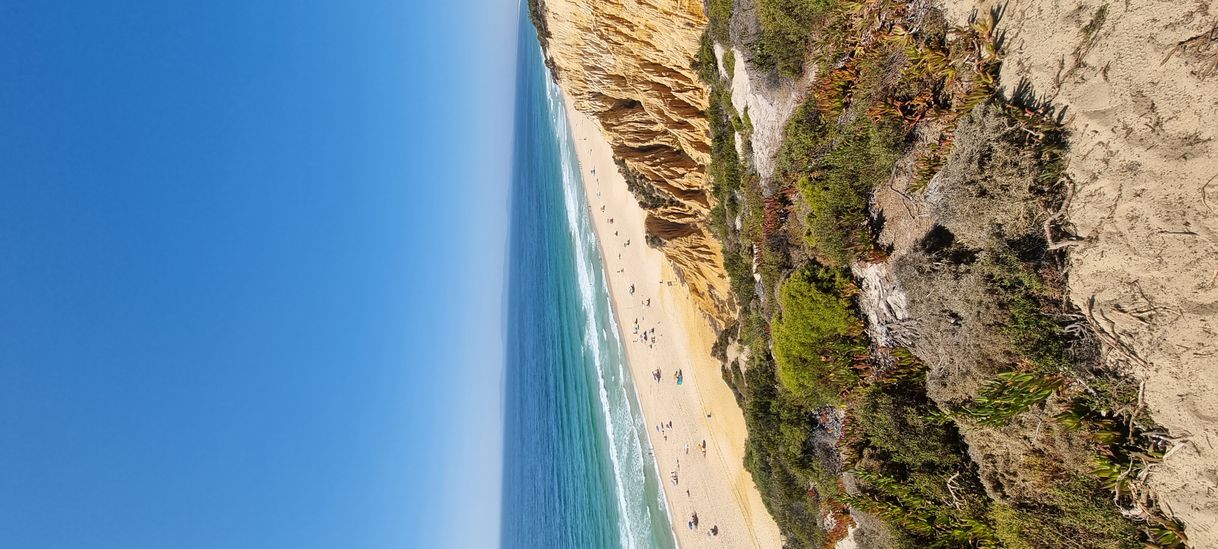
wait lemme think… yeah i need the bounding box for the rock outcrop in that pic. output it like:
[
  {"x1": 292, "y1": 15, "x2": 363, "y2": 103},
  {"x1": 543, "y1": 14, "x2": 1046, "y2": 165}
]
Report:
[
  {"x1": 712, "y1": 0, "x2": 817, "y2": 182},
  {"x1": 531, "y1": 0, "x2": 734, "y2": 325}
]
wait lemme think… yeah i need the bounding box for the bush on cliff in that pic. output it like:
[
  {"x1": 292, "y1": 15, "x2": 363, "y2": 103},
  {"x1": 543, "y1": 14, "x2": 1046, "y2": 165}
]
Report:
[
  {"x1": 777, "y1": 106, "x2": 901, "y2": 266},
  {"x1": 754, "y1": 0, "x2": 842, "y2": 77},
  {"x1": 742, "y1": 354, "x2": 828, "y2": 548},
  {"x1": 771, "y1": 263, "x2": 864, "y2": 407}
]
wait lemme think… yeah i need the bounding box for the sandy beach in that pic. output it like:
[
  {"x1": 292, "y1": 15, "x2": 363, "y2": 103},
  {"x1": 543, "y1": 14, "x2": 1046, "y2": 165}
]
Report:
[{"x1": 562, "y1": 93, "x2": 783, "y2": 548}]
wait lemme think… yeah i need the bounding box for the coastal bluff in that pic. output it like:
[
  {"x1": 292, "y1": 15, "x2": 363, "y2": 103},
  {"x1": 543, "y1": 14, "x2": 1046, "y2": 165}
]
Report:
[{"x1": 529, "y1": 0, "x2": 734, "y2": 326}]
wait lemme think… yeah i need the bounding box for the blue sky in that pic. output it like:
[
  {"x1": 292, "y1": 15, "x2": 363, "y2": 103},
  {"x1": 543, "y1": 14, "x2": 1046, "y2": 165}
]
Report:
[{"x1": 0, "y1": 1, "x2": 515, "y2": 547}]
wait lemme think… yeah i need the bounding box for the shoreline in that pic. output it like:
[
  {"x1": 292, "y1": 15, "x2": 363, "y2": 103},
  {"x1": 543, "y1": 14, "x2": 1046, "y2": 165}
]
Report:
[{"x1": 560, "y1": 91, "x2": 783, "y2": 548}]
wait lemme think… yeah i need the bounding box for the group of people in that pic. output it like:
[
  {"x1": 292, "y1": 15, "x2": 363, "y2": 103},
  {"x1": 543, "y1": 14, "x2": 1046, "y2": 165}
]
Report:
[
  {"x1": 634, "y1": 318, "x2": 659, "y2": 348},
  {"x1": 586, "y1": 149, "x2": 723, "y2": 543},
  {"x1": 685, "y1": 439, "x2": 707, "y2": 457},
  {"x1": 685, "y1": 512, "x2": 719, "y2": 537},
  {"x1": 655, "y1": 420, "x2": 674, "y2": 441},
  {"x1": 649, "y1": 367, "x2": 684, "y2": 383}
]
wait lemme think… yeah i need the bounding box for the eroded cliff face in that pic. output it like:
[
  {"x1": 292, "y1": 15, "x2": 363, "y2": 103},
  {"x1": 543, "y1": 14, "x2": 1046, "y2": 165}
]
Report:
[{"x1": 532, "y1": 0, "x2": 734, "y2": 325}]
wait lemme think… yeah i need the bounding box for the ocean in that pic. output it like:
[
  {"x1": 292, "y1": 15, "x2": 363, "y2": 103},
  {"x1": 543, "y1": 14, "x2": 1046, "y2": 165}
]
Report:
[{"x1": 499, "y1": 11, "x2": 676, "y2": 549}]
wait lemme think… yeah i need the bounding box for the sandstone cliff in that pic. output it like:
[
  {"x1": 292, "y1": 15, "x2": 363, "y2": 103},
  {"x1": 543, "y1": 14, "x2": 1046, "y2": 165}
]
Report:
[{"x1": 531, "y1": 0, "x2": 734, "y2": 325}]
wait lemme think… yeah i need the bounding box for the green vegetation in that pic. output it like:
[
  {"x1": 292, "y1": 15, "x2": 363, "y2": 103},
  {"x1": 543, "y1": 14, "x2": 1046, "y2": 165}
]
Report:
[
  {"x1": 742, "y1": 354, "x2": 831, "y2": 548},
  {"x1": 708, "y1": 90, "x2": 743, "y2": 199},
  {"x1": 702, "y1": 46, "x2": 757, "y2": 306},
  {"x1": 618, "y1": 159, "x2": 676, "y2": 211},
  {"x1": 843, "y1": 367, "x2": 1147, "y2": 549},
  {"x1": 691, "y1": 1, "x2": 1188, "y2": 546},
  {"x1": 753, "y1": 0, "x2": 843, "y2": 77},
  {"x1": 845, "y1": 370, "x2": 1146, "y2": 549},
  {"x1": 975, "y1": 112, "x2": 1076, "y2": 376},
  {"x1": 1054, "y1": 395, "x2": 1192, "y2": 548},
  {"x1": 707, "y1": 0, "x2": 734, "y2": 42},
  {"x1": 723, "y1": 49, "x2": 736, "y2": 79},
  {"x1": 841, "y1": 370, "x2": 1000, "y2": 547},
  {"x1": 960, "y1": 372, "x2": 1065, "y2": 426},
  {"x1": 786, "y1": 116, "x2": 901, "y2": 265},
  {"x1": 994, "y1": 268, "x2": 1071, "y2": 374},
  {"x1": 771, "y1": 264, "x2": 865, "y2": 407},
  {"x1": 695, "y1": 31, "x2": 720, "y2": 85},
  {"x1": 989, "y1": 478, "x2": 1140, "y2": 549}
]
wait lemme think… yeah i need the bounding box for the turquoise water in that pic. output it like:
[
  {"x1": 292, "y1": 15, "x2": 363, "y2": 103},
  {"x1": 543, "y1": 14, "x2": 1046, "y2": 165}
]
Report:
[{"x1": 499, "y1": 11, "x2": 675, "y2": 549}]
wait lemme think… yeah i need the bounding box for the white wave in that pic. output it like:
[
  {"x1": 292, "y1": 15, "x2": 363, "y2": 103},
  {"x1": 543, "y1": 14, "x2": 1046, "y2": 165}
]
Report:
[{"x1": 542, "y1": 59, "x2": 672, "y2": 548}]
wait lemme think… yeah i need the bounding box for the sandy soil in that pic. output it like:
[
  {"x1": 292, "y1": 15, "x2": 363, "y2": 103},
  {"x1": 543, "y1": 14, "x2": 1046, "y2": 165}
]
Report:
[
  {"x1": 712, "y1": 43, "x2": 815, "y2": 181},
  {"x1": 939, "y1": 1, "x2": 1218, "y2": 544},
  {"x1": 562, "y1": 92, "x2": 784, "y2": 549}
]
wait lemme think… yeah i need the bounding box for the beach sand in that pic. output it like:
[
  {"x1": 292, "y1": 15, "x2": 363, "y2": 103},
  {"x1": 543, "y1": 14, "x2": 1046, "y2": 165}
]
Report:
[{"x1": 562, "y1": 92, "x2": 784, "y2": 548}]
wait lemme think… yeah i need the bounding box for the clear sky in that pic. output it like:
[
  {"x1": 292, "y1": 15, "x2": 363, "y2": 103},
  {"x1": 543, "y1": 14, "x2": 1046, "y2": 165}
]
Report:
[{"x1": 0, "y1": 1, "x2": 515, "y2": 547}]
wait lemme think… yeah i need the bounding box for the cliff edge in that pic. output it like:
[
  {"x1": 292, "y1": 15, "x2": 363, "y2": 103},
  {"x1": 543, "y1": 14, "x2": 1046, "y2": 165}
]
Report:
[{"x1": 530, "y1": 0, "x2": 734, "y2": 326}]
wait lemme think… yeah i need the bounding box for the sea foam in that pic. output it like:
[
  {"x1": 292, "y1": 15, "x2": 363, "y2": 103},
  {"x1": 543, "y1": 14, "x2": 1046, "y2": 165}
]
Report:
[{"x1": 545, "y1": 58, "x2": 674, "y2": 549}]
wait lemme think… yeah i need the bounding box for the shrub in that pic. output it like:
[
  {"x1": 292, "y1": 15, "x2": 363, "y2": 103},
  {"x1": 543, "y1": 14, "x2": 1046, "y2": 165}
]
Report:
[
  {"x1": 989, "y1": 477, "x2": 1141, "y2": 549},
  {"x1": 844, "y1": 378, "x2": 1001, "y2": 548},
  {"x1": 694, "y1": 31, "x2": 719, "y2": 84},
  {"x1": 960, "y1": 372, "x2": 1064, "y2": 426},
  {"x1": 771, "y1": 264, "x2": 864, "y2": 406},
  {"x1": 708, "y1": 86, "x2": 742, "y2": 196},
  {"x1": 742, "y1": 356, "x2": 829, "y2": 548},
  {"x1": 754, "y1": 0, "x2": 841, "y2": 77},
  {"x1": 791, "y1": 119, "x2": 901, "y2": 265},
  {"x1": 983, "y1": 249, "x2": 1073, "y2": 374},
  {"x1": 853, "y1": 383, "x2": 963, "y2": 471},
  {"x1": 707, "y1": 0, "x2": 734, "y2": 42}
]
